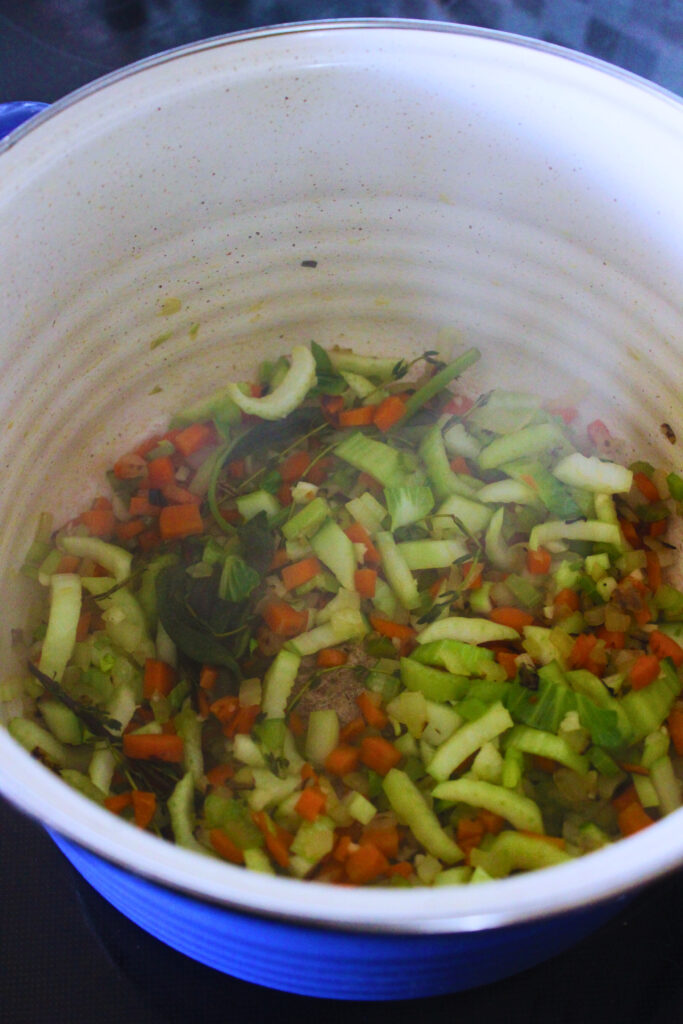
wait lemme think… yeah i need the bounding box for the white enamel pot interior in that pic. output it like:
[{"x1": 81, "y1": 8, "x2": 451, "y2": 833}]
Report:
[{"x1": 1, "y1": 20, "x2": 683, "y2": 935}]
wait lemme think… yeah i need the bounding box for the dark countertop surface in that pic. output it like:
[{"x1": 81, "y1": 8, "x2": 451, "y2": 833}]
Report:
[{"x1": 1, "y1": 2, "x2": 683, "y2": 1021}]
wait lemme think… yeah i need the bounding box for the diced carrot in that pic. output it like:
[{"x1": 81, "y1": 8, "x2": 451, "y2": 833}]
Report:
[
  {"x1": 295, "y1": 786, "x2": 327, "y2": 822},
  {"x1": 553, "y1": 588, "x2": 580, "y2": 617},
  {"x1": 333, "y1": 834, "x2": 353, "y2": 862},
  {"x1": 386, "y1": 861, "x2": 413, "y2": 879},
  {"x1": 369, "y1": 614, "x2": 416, "y2": 645},
  {"x1": 281, "y1": 556, "x2": 322, "y2": 591},
  {"x1": 306, "y1": 457, "x2": 333, "y2": 486},
  {"x1": 115, "y1": 519, "x2": 145, "y2": 542},
  {"x1": 617, "y1": 801, "x2": 655, "y2": 837},
  {"x1": 345, "y1": 842, "x2": 390, "y2": 884},
  {"x1": 596, "y1": 627, "x2": 626, "y2": 650},
  {"x1": 457, "y1": 816, "x2": 485, "y2": 850},
  {"x1": 91, "y1": 496, "x2": 112, "y2": 511},
  {"x1": 361, "y1": 822, "x2": 400, "y2": 859},
  {"x1": 288, "y1": 710, "x2": 305, "y2": 736},
  {"x1": 159, "y1": 503, "x2": 204, "y2": 540},
  {"x1": 205, "y1": 763, "x2": 235, "y2": 787},
  {"x1": 199, "y1": 664, "x2": 219, "y2": 691},
  {"x1": 226, "y1": 458, "x2": 247, "y2": 479},
  {"x1": 568, "y1": 633, "x2": 598, "y2": 669},
  {"x1": 612, "y1": 784, "x2": 639, "y2": 813},
  {"x1": 324, "y1": 744, "x2": 360, "y2": 776},
  {"x1": 161, "y1": 428, "x2": 182, "y2": 445},
  {"x1": 75, "y1": 611, "x2": 92, "y2": 643},
  {"x1": 354, "y1": 567, "x2": 377, "y2": 598},
  {"x1": 276, "y1": 483, "x2": 293, "y2": 506},
  {"x1": 280, "y1": 450, "x2": 312, "y2": 483},
  {"x1": 526, "y1": 547, "x2": 552, "y2": 575},
  {"x1": 496, "y1": 650, "x2": 518, "y2": 680},
  {"x1": 339, "y1": 405, "x2": 376, "y2": 427},
  {"x1": 359, "y1": 736, "x2": 402, "y2": 776},
  {"x1": 270, "y1": 548, "x2": 290, "y2": 570},
  {"x1": 633, "y1": 471, "x2": 660, "y2": 503},
  {"x1": 645, "y1": 551, "x2": 662, "y2": 592},
  {"x1": 619, "y1": 518, "x2": 643, "y2": 549},
  {"x1": 345, "y1": 522, "x2": 381, "y2": 565},
  {"x1": 489, "y1": 606, "x2": 534, "y2": 630},
  {"x1": 533, "y1": 755, "x2": 558, "y2": 774},
  {"x1": 339, "y1": 716, "x2": 366, "y2": 743},
  {"x1": 129, "y1": 493, "x2": 161, "y2": 517},
  {"x1": 300, "y1": 762, "x2": 318, "y2": 783},
  {"x1": 316, "y1": 648, "x2": 348, "y2": 668},
  {"x1": 122, "y1": 733, "x2": 184, "y2": 762},
  {"x1": 113, "y1": 452, "x2": 148, "y2": 480},
  {"x1": 262, "y1": 601, "x2": 308, "y2": 637},
  {"x1": 161, "y1": 482, "x2": 202, "y2": 505},
  {"x1": 650, "y1": 519, "x2": 668, "y2": 538},
  {"x1": 173, "y1": 421, "x2": 216, "y2": 457},
  {"x1": 210, "y1": 693, "x2": 241, "y2": 726},
  {"x1": 209, "y1": 827, "x2": 245, "y2": 865},
  {"x1": 667, "y1": 706, "x2": 683, "y2": 756},
  {"x1": 449, "y1": 455, "x2": 471, "y2": 475},
  {"x1": 251, "y1": 811, "x2": 292, "y2": 869},
  {"x1": 478, "y1": 809, "x2": 504, "y2": 835},
  {"x1": 134, "y1": 435, "x2": 162, "y2": 458},
  {"x1": 137, "y1": 527, "x2": 161, "y2": 552},
  {"x1": 143, "y1": 658, "x2": 176, "y2": 699},
  {"x1": 629, "y1": 653, "x2": 661, "y2": 691},
  {"x1": 224, "y1": 703, "x2": 260, "y2": 738},
  {"x1": 147, "y1": 455, "x2": 176, "y2": 489},
  {"x1": 320, "y1": 394, "x2": 344, "y2": 423},
  {"x1": 131, "y1": 790, "x2": 157, "y2": 829},
  {"x1": 633, "y1": 605, "x2": 653, "y2": 626},
  {"x1": 617, "y1": 761, "x2": 650, "y2": 777},
  {"x1": 80, "y1": 508, "x2": 115, "y2": 538},
  {"x1": 357, "y1": 470, "x2": 383, "y2": 495},
  {"x1": 356, "y1": 691, "x2": 388, "y2": 730},
  {"x1": 545, "y1": 405, "x2": 577, "y2": 425},
  {"x1": 373, "y1": 395, "x2": 406, "y2": 432},
  {"x1": 649, "y1": 630, "x2": 683, "y2": 668},
  {"x1": 104, "y1": 792, "x2": 133, "y2": 814}
]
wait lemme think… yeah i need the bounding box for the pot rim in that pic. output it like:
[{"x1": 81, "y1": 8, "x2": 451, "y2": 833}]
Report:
[{"x1": 2, "y1": 18, "x2": 683, "y2": 934}]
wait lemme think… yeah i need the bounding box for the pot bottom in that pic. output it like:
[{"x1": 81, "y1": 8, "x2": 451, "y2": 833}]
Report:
[{"x1": 51, "y1": 830, "x2": 623, "y2": 1000}]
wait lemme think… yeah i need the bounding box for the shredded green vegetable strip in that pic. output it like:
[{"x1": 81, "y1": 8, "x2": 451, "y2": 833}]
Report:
[{"x1": 6, "y1": 341, "x2": 683, "y2": 887}]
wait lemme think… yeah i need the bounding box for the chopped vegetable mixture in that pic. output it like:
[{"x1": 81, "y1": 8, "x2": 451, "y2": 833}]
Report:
[{"x1": 6, "y1": 341, "x2": 683, "y2": 886}]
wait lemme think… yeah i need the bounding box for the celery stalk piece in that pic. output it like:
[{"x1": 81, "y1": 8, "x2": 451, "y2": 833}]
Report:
[
  {"x1": 485, "y1": 507, "x2": 518, "y2": 571},
  {"x1": 427, "y1": 702, "x2": 514, "y2": 781},
  {"x1": 552, "y1": 452, "x2": 633, "y2": 494},
  {"x1": 248, "y1": 769, "x2": 301, "y2": 812},
  {"x1": 528, "y1": 519, "x2": 623, "y2": 552},
  {"x1": 432, "y1": 492, "x2": 493, "y2": 536},
  {"x1": 310, "y1": 518, "x2": 357, "y2": 590},
  {"x1": 400, "y1": 658, "x2": 470, "y2": 702},
  {"x1": 376, "y1": 531, "x2": 420, "y2": 610},
  {"x1": 476, "y1": 479, "x2": 539, "y2": 505},
  {"x1": 305, "y1": 709, "x2": 340, "y2": 765},
  {"x1": 467, "y1": 390, "x2": 543, "y2": 434},
  {"x1": 441, "y1": 419, "x2": 482, "y2": 459},
  {"x1": 470, "y1": 831, "x2": 572, "y2": 878},
  {"x1": 175, "y1": 701, "x2": 204, "y2": 783},
  {"x1": 411, "y1": 638, "x2": 496, "y2": 676},
  {"x1": 281, "y1": 496, "x2": 330, "y2": 541},
  {"x1": 327, "y1": 349, "x2": 402, "y2": 380},
  {"x1": 59, "y1": 536, "x2": 132, "y2": 582},
  {"x1": 417, "y1": 616, "x2": 520, "y2": 646},
  {"x1": 384, "y1": 485, "x2": 435, "y2": 531},
  {"x1": 334, "y1": 432, "x2": 406, "y2": 488},
  {"x1": 285, "y1": 608, "x2": 367, "y2": 657},
  {"x1": 236, "y1": 489, "x2": 281, "y2": 523},
  {"x1": 9, "y1": 717, "x2": 69, "y2": 766},
  {"x1": 420, "y1": 424, "x2": 476, "y2": 501},
  {"x1": 225, "y1": 345, "x2": 316, "y2": 420},
  {"x1": 171, "y1": 385, "x2": 241, "y2": 429},
  {"x1": 39, "y1": 573, "x2": 82, "y2": 683},
  {"x1": 432, "y1": 778, "x2": 545, "y2": 833},
  {"x1": 345, "y1": 492, "x2": 387, "y2": 535},
  {"x1": 478, "y1": 423, "x2": 567, "y2": 471},
  {"x1": 40, "y1": 700, "x2": 83, "y2": 745},
  {"x1": 383, "y1": 768, "x2": 463, "y2": 863},
  {"x1": 399, "y1": 348, "x2": 481, "y2": 423},
  {"x1": 506, "y1": 724, "x2": 589, "y2": 775},
  {"x1": 262, "y1": 650, "x2": 301, "y2": 719},
  {"x1": 397, "y1": 538, "x2": 468, "y2": 570},
  {"x1": 650, "y1": 755, "x2": 682, "y2": 815},
  {"x1": 168, "y1": 772, "x2": 207, "y2": 853}
]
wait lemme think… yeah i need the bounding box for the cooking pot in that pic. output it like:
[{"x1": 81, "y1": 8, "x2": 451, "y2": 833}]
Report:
[{"x1": 1, "y1": 19, "x2": 682, "y2": 1000}]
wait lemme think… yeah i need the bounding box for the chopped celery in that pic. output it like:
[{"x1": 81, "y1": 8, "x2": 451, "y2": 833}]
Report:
[
  {"x1": 478, "y1": 423, "x2": 566, "y2": 471},
  {"x1": 59, "y1": 536, "x2": 132, "y2": 582},
  {"x1": 470, "y1": 831, "x2": 572, "y2": 878},
  {"x1": 305, "y1": 710, "x2": 340, "y2": 766},
  {"x1": 552, "y1": 452, "x2": 633, "y2": 494},
  {"x1": 345, "y1": 492, "x2": 387, "y2": 535},
  {"x1": 432, "y1": 492, "x2": 493, "y2": 536},
  {"x1": 281, "y1": 496, "x2": 330, "y2": 541},
  {"x1": 335, "y1": 432, "x2": 406, "y2": 487},
  {"x1": 418, "y1": 616, "x2": 520, "y2": 646},
  {"x1": 427, "y1": 702, "x2": 514, "y2": 782},
  {"x1": 310, "y1": 518, "x2": 356, "y2": 590},
  {"x1": 39, "y1": 574, "x2": 82, "y2": 683},
  {"x1": 397, "y1": 538, "x2": 467, "y2": 570},
  {"x1": 432, "y1": 778, "x2": 544, "y2": 833},
  {"x1": 384, "y1": 485, "x2": 434, "y2": 530},
  {"x1": 262, "y1": 650, "x2": 301, "y2": 718},
  {"x1": 383, "y1": 768, "x2": 463, "y2": 863},
  {"x1": 226, "y1": 345, "x2": 316, "y2": 420},
  {"x1": 399, "y1": 348, "x2": 480, "y2": 423},
  {"x1": 529, "y1": 519, "x2": 623, "y2": 552},
  {"x1": 506, "y1": 724, "x2": 589, "y2": 775},
  {"x1": 236, "y1": 489, "x2": 280, "y2": 523},
  {"x1": 400, "y1": 658, "x2": 469, "y2": 702},
  {"x1": 375, "y1": 531, "x2": 420, "y2": 610}
]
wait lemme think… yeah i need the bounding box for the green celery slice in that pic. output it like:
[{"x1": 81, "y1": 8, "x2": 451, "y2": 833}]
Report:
[
  {"x1": 383, "y1": 768, "x2": 463, "y2": 864},
  {"x1": 432, "y1": 778, "x2": 544, "y2": 833}
]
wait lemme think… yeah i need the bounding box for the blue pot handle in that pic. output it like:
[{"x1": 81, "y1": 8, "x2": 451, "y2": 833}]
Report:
[{"x1": 0, "y1": 101, "x2": 49, "y2": 140}]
